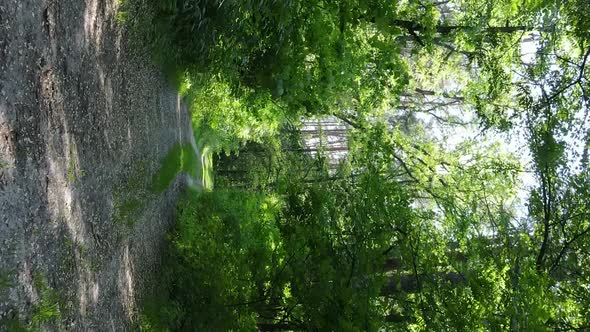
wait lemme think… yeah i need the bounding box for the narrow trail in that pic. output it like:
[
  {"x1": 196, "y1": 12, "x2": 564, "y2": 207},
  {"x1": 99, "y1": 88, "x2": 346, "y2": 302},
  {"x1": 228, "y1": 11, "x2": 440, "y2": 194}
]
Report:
[{"x1": 0, "y1": 0, "x2": 196, "y2": 329}]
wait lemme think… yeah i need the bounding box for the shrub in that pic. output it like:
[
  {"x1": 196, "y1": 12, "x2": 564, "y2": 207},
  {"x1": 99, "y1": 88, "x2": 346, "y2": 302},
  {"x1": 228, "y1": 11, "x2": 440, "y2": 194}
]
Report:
[{"x1": 144, "y1": 190, "x2": 282, "y2": 331}]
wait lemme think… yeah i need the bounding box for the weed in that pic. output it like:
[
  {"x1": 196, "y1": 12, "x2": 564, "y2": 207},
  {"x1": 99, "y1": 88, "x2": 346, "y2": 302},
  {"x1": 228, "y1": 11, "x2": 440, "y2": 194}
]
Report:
[
  {"x1": 89, "y1": 260, "x2": 101, "y2": 273},
  {"x1": 67, "y1": 157, "x2": 76, "y2": 183},
  {"x1": 63, "y1": 237, "x2": 74, "y2": 251},
  {"x1": 113, "y1": 160, "x2": 151, "y2": 227},
  {"x1": 113, "y1": 196, "x2": 142, "y2": 227},
  {"x1": 115, "y1": 10, "x2": 129, "y2": 24},
  {"x1": 30, "y1": 273, "x2": 62, "y2": 329},
  {"x1": 0, "y1": 271, "x2": 12, "y2": 290},
  {"x1": 67, "y1": 147, "x2": 85, "y2": 183},
  {"x1": 2, "y1": 318, "x2": 29, "y2": 332},
  {"x1": 59, "y1": 237, "x2": 76, "y2": 275}
]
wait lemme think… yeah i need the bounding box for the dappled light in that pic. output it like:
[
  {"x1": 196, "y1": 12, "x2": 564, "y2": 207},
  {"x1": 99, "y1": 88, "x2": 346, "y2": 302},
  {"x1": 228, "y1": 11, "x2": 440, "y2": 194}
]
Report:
[{"x1": 2, "y1": 0, "x2": 590, "y2": 330}]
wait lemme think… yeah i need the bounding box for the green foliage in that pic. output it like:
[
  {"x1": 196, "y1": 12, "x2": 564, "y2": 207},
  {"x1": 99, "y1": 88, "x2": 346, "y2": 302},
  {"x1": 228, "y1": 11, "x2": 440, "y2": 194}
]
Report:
[
  {"x1": 124, "y1": 0, "x2": 590, "y2": 330},
  {"x1": 213, "y1": 125, "x2": 311, "y2": 191},
  {"x1": 142, "y1": 190, "x2": 280, "y2": 331},
  {"x1": 276, "y1": 174, "x2": 409, "y2": 330},
  {"x1": 122, "y1": 0, "x2": 421, "y2": 155},
  {"x1": 143, "y1": 175, "x2": 405, "y2": 330},
  {"x1": 187, "y1": 75, "x2": 285, "y2": 154},
  {"x1": 137, "y1": 291, "x2": 182, "y2": 332}
]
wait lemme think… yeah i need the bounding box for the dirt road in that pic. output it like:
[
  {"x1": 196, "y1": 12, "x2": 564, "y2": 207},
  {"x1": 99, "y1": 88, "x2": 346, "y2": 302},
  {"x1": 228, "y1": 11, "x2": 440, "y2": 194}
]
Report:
[{"x1": 0, "y1": 0, "x2": 194, "y2": 329}]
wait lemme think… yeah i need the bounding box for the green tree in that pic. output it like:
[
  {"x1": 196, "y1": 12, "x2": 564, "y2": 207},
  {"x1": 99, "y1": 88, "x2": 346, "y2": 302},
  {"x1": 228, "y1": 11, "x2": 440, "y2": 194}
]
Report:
[{"x1": 127, "y1": 0, "x2": 590, "y2": 330}]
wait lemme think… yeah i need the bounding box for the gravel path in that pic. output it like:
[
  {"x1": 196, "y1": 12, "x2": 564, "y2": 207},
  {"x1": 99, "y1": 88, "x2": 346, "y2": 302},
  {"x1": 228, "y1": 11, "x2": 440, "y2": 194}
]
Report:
[{"x1": 0, "y1": 0, "x2": 195, "y2": 330}]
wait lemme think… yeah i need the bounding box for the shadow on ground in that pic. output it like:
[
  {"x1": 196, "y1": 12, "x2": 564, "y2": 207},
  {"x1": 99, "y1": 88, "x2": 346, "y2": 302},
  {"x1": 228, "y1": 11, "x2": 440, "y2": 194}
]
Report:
[{"x1": 0, "y1": 0, "x2": 196, "y2": 329}]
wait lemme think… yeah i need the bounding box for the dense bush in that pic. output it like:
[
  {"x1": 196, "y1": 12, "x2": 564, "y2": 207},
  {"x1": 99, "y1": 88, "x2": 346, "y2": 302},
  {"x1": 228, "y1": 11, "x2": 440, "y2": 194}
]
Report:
[
  {"x1": 141, "y1": 171, "x2": 399, "y2": 330},
  {"x1": 141, "y1": 189, "x2": 282, "y2": 331}
]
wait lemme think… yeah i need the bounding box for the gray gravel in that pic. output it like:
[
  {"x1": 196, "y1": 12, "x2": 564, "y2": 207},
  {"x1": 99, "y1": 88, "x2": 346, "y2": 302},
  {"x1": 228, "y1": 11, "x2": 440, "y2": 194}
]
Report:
[{"x1": 0, "y1": 0, "x2": 195, "y2": 330}]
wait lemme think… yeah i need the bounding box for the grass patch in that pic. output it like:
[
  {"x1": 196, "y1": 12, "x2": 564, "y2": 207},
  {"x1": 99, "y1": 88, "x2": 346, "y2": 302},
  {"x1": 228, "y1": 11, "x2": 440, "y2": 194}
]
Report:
[
  {"x1": 67, "y1": 157, "x2": 76, "y2": 183},
  {"x1": 32, "y1": 274, "x2": 61, "y2": 324},
  {"x1": 30, "y1": 274, "x2": 62, "y2": 330},
  {"x1": 0, "y1": 271, "x2": 12, "y2": 291},
  {"x1": 151, "y1": 143, "x2": 201, "y2": 192},
  {"x1": 114, "y1": 197, "x2": 143, "y2": 227},
  {"x1": 3, "y1": 319, "x2": 29, "y2": 332},
  {"x1": 113, "y1": 160, "x2": 151, "y2": 227},
  {"x1": 113, "y1": 140, "x2": 209, "y2": 226},
  {"x1": 67, "y1": 146, "x2": 85, "y2": 183}
]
